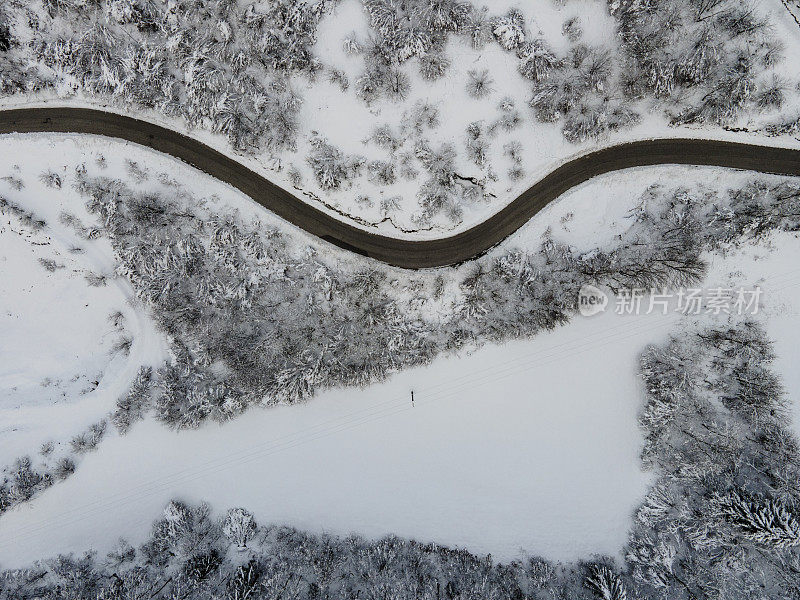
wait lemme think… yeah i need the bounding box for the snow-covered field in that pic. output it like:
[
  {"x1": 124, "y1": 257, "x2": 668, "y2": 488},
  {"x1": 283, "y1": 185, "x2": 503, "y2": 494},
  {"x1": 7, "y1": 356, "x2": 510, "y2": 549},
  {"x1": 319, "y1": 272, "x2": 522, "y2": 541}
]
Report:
[
  {"x1": 0, "y1": 300, "x2": 666, "y2": 567},
  {"x1": 2, "y1": 132, "x2": 800, "y2": 568},
  {"x1": 0, "y1": 136, "x2": 168, "y2": 461}
]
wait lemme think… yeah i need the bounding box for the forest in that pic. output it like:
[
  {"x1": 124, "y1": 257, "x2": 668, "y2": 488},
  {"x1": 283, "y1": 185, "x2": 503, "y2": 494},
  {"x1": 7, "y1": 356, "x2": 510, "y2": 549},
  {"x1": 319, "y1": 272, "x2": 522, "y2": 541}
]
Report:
[{"x1": 2, "y1": 1, "x2": 800, "y2": 596}]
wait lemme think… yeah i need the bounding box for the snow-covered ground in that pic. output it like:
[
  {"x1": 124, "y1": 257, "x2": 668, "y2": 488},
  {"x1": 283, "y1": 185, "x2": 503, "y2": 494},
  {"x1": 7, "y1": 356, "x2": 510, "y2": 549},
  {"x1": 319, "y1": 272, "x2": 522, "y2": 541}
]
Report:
[
  {"x1": 0, "y1": 136, "x2": 168, "y2": 463},
  {"x1": 2, "y1": 132, "x2": 800, "y2": 568},
  {"x1": 2, "y1": 229, "x2": 799, "y2": 569},
  {"x1": 742, "y1": 234, "x2": 800, "y2": 438},
  {"x1": 0, "y1": 302, "x2": 667, "y2": 567}
]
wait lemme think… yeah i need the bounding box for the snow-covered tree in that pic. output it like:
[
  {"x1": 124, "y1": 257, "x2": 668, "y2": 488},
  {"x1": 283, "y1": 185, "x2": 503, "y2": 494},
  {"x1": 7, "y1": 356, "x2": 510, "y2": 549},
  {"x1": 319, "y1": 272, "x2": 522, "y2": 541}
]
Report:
[
  {"x1": 491, "y1": 9, "x2": 525, "y2": 51},
  {"x1": 223, "y1": 508, "x2": 257, "y2": 548},
  {"x1": 307, "y1": 136, "x2": 365, "y2": 190},
  {"x1": 517, "y1": 39, "x2": 557, "y2": 82},
  {"x1": 610, "y1": 0, "x2": 783, "y2": 125},
  {"x1": 418, "y1": 51, "x2": 450, "y2": 80},
  {"x1": 585, "y1": 564, "x2": 628, "y2": 600},
  {"x1": 465, "y1": 68, "x2": 492, "y2": 98},
  {"x1": 718, "y1": 490, "x2": 800, "y2": 549}
]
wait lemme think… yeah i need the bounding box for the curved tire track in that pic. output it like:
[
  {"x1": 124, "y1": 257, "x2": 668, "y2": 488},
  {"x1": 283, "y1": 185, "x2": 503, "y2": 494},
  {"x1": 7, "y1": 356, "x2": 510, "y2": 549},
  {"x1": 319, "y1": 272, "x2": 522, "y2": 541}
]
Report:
[{"x1": 2, "y1": 107, "x2": 800, "y2": 269}]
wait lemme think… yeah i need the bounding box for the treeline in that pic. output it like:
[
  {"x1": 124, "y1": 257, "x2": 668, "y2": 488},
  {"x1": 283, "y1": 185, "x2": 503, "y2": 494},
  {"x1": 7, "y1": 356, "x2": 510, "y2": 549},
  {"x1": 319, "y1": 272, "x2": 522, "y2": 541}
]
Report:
[
  {"x1": 611, "y1": 0, "x2": 787, "y2": 125},
  {"x1": 0, "y1": 499, "x2": 620, "y2": 600},
  {"x1": 629, "y1": 320, "x2": 800, "y2": 598}
]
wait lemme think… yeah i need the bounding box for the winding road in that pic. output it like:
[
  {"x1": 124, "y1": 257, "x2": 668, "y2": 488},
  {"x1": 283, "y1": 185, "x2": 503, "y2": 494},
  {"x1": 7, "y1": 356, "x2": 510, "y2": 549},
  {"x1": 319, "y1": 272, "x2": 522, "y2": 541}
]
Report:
[{"x1": 2, "y1": 107, "x2": 800, "y2": 269}]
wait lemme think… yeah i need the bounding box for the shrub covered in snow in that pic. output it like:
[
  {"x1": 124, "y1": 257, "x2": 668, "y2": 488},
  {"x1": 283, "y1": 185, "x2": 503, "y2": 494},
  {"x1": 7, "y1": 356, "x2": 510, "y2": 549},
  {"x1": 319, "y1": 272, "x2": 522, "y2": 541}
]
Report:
[
  {"x1": 307, "y1": 136, "x2": 365, "y2": 190},
  {"x1": 348, "y1": 0, "x2": 505, "y2": 104},
  {"x1": 628, "y1": 320, "x2": 800, "y2": 598},
  {"x1": 491, "y1": 9, "x2": 526, "y2": 51},
  {"x1": 529, "y1": 44, "x2": 639, "y2": 143}
]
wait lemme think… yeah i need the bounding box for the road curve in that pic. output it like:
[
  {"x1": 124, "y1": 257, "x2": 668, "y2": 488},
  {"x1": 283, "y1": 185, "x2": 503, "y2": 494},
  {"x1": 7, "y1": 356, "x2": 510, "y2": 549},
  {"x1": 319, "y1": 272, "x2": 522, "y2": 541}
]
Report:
[{"x1": 2, "y1": 107, "x2": 800, "y2": 269}]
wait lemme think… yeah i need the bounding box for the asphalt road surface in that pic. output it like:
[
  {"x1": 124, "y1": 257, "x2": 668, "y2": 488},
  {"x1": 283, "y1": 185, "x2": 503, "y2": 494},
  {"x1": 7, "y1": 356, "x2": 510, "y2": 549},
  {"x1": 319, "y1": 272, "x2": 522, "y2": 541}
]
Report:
[{"x1": 3, "y1": 106, "x2": 800, "y2": 269}]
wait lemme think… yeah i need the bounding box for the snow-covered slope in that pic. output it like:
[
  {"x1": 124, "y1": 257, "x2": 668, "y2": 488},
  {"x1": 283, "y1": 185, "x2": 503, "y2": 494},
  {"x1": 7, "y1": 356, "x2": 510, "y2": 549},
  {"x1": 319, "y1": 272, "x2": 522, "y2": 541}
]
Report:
[
  {"x1": 3, "y1": 226, "x2": 800, "y2": 569},
  {"x1": 0, "y1": 301, "x2": 664, "y2": 567}
]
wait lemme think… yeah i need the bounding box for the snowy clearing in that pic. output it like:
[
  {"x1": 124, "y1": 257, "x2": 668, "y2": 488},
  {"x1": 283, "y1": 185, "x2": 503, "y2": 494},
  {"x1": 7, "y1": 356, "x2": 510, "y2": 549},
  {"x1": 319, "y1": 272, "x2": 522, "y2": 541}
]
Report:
[
  {"x1": 0, "y1": 138, "x2": 168, "y2": 464},
  {"x1": 0, "y1": 304, "x2": 665, "y2": 567}
]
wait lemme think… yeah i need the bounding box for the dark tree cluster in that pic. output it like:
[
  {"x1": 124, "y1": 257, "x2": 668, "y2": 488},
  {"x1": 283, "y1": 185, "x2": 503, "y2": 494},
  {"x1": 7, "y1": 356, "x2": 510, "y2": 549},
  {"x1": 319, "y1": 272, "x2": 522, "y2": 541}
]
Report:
[
  {"x1": 528, "y1": 43, "x2": 640, "y2": 143},
  {"x1": 706, "y1": 179, "x2": 800, "y2": 242},
  {"x1": 1, "y1": 0, "x2": 333, "y2": 152},
  {"x1": 630, "y1": 320, "x2": 800, "y2": 598},
  {"x1": 351, "y1": 0, "x2": 478, "y2": 103},
  {"x1": 68, "y1": 170, "x2": 800, "y2": 433},
  {"x1": 471, "y1": 5, "x2": 641, "y2": 143},
  {"x1": 610, "y1": 0, "x2": 787, "y2": 125},
  {"x1": 0, "y1": 3, "x2": 47, "y2": 95},
  {"x1": 0, "y1": 7, "x2": 12, "y2": 53}
]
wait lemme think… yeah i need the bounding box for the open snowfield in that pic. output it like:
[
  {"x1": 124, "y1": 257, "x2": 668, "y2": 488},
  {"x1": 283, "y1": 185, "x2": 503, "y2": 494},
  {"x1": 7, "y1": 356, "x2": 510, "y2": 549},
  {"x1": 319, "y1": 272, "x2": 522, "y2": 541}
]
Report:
[
  {"x1": 0, "y1": 225, "x2": 136, "y2": 460},
  {"x1": 0, "y1": 302, "x2": 667, "y2": 567}
]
